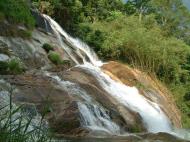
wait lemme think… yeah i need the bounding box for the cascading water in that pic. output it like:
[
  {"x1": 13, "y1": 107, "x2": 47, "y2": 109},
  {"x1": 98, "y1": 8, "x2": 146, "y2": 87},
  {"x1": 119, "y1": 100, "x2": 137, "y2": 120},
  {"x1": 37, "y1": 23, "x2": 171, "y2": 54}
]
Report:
[
  {"x1": 43, "y1": 15, "x2": 102, "y2": 67},
  {"x1": 42, "y1": 14, "x2": 190, "y2": 139},
  {"x1": 45, "y1": 74, "x2": 121, "y2": 134},
  {"x1": 79, "y1": 64, "x2": 172, "y2": 133}
]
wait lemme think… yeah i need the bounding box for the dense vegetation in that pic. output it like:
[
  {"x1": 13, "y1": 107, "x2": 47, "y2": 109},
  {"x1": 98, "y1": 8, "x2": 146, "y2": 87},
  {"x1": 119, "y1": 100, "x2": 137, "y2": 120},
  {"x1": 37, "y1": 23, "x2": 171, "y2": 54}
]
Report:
[
  {"x1": 0, "y1": 0, "x2": 35, "y2": 38},
  {"x1": 32, "y1": 0, "x2": 190, "y2": 128},
  {"x1": 0, "y1": 0, "x2": 35, "y2": 28}
]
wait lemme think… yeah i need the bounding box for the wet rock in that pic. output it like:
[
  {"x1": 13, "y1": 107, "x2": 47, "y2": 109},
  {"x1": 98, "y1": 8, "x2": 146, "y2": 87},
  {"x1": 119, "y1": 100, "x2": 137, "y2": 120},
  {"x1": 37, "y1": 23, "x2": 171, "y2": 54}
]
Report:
[{"x1": 31, "y1": 9, "x2": 53, "y2": 34}]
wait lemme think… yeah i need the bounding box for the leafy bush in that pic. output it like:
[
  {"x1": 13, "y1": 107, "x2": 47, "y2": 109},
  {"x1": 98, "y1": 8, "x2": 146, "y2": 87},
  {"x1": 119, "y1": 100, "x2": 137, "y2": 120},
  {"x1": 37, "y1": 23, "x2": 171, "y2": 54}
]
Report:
[
  {"x1": 48, "y1": 51, "x2": 63, "y2": 65},
  {"x1": 42, "y1": 43, "x2": 54, "y2": 53},
  {"x1": 184, "y1": 92, "x2": 190, "y2": 101}
]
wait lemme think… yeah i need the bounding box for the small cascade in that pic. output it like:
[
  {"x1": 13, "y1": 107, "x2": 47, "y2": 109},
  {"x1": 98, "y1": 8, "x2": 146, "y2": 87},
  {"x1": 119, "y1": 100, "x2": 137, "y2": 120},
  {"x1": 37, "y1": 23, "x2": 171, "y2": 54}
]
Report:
[
  {"x1": 43, "y1": 15, "x2": 102, "y2": 66},
  {"x1": 46, "y1": 74, "x2": 121, "y2": 134}
]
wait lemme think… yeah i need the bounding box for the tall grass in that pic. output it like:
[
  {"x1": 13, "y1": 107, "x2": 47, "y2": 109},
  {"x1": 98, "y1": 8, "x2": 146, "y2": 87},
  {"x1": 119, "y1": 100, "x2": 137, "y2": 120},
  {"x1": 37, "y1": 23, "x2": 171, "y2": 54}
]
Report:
[{"x1": 0, "y1": 89, "x2": 52, "y2": 142}]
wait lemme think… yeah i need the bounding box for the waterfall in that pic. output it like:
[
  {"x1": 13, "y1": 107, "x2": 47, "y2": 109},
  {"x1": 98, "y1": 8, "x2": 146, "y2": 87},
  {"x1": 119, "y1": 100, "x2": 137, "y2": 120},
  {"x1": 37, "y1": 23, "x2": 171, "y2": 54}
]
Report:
[{"x1": 42, "y1": 15, "x2": 173, "y2": 134}]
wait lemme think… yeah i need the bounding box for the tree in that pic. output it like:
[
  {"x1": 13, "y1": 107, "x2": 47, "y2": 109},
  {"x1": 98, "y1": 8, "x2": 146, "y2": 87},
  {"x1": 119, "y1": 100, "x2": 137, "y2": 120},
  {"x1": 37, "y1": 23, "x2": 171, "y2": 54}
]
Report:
[{"x1": 125, "y1": 0, "x2": 151, "y2": 21}]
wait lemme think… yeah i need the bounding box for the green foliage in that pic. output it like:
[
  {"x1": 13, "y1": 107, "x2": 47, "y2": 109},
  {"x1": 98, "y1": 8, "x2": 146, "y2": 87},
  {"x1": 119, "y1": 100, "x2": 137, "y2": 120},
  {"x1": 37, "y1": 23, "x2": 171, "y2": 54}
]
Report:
[
  {"x1": 0, "y1": 0, "x2": 35, "y2": 29},
  {"x1": 42, "y1": 43, "x2": 54, "y2": 53},
  {"x1": 8, "y1": 59, "x2": 24, "y2": 74},
  {"x1": 0, "y1": 59, "x2": 24, "y2": 75},
  {"x1": 0, "y1": 90, "x2": 51, "y2": 142},
  {"x1": 184, "y1": 92, "x2": 190, "y2": 101},
  {"x1": 48, "y1": 51, "x2": 63, "y2": 65}
]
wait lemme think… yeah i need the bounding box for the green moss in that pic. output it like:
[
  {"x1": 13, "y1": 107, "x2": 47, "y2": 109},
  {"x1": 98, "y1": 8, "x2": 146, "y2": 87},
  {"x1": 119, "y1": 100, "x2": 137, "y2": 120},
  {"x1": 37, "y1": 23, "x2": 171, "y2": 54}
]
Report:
[{"x1": 42, "y1": 43, "x2": 54, "y2": 53}]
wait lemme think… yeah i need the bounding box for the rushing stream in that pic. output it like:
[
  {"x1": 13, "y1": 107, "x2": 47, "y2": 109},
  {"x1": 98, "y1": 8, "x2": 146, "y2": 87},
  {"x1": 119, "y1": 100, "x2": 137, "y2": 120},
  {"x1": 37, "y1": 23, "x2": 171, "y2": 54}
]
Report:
[{"x1": 43, "y1": 14, "x2": 190, "y2": 140}]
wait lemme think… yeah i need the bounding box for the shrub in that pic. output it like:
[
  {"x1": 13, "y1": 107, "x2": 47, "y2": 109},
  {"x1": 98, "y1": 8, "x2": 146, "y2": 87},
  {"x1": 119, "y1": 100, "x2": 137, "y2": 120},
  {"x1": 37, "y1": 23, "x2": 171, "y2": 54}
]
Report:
[
  {"x1": 42, "y1": 43, "x2": 54, "y2": 53},
  {"x1": 8, "y1": 59, "x2": 24, "y2": 74},
  {"x1": 0, "y1": 59, "x2": 24, "y2": 75},
  {"x1": 48, "y1": 51, "x2": 62, "y2": 65},
  {"x1": 184, "y1": 92, "x2": 190, "y2": 101}
]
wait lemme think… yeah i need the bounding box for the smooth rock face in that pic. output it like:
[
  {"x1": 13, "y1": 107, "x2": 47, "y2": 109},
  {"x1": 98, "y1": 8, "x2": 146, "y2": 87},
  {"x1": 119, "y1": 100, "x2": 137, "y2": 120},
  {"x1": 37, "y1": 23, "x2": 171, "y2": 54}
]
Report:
[{"x1": 0, "y1": 54, "x2": 9, "y2": 61}]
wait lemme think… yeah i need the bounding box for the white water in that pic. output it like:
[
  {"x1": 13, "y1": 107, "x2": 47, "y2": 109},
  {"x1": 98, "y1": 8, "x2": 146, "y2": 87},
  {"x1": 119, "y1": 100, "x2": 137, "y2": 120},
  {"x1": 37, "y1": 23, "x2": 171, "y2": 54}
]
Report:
[
  {"x1": 42, "y1": 14, "x2": 190, "y2": 139},
  {"x1": 78, "y1": 63, "x2": 172, "y2": 133},
  {"x1": 46, "y1": 73, "x2": 121, "y2": 134},
  {"x1": 43, "y1": 15, "x2": 102, "y2": 67}
]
